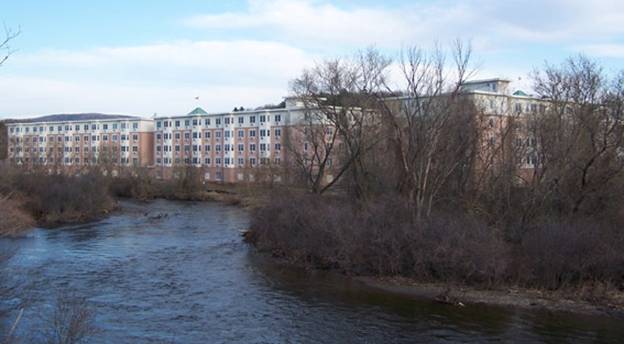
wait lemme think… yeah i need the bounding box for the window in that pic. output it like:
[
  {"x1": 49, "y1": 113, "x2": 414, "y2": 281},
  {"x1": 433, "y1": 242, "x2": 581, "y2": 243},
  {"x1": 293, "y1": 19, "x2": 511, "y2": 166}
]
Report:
[
  {"x1": 205, "y1": 145, "x2": 211, "y2": 151},
  {"x1": 225, "y1": 117, "x2": 230, "y2": 125},
  {"x1": 75, "y1": 136, "x2": 80, "y2": 142},
  {"x1": 260, "y1": 115, "x2": 266, "y2": 123},
  {"x1": 175, "y1": 120, "x2": 180, "y2": 127},
  {"x1": 205, "y1": 158, "x2": 211, "y2": 165},
  {"x1": 192, "y1": 119, "x2": 198, "y2": 126},
  {"x1": 185, "y1": 120, "x2": 190, "y2": 127},
  {"x1": 249, "y1": 116, "x2": 256, "y2": 124},
  {"x1": 250, "y1": 130, "x2": 256, "y2": 137},
  {"x1": 238, "y1": 144, "x2": 244, "y2": 152},
  {"x1": 216, "y1": 118, "x2": 221, "y2": 125},
  {"x1": 216, "y1": 144, "x2": 221, "y2": 152},
  {"x1": 275, "y1": 128, "x2": 281, "y2": 137},
  {"x1": 175, "y1": 133, "x2": 181, "y2": 139},
  {"x1": 205, "y1": 131, "x2": 211, "y2": 138},
  {"x1": 250, "y1": 157, "x2": 256, "y2": 165},
  {"x1": 157, "y1": 121, "x2": 162, "y2": 128},
  {"x1": 238, "y1": 158, "x2": 244, "y2": 165},
  {"x1": 260, "y1": 143, "x2": 267, "y2": 151},
  {"x1": 238, "y1": 117, "x2": 244, "y2": 124},
  {"x1": 132, "y1": 134, "x2": 138, "y2": 141},
  {"x1": 216, "y1": 158, "x2": 221, "y2": 165},
  {"x1": 157, "y1": 134, "x2": 162, "y2": 140},
  {"x1": 275, "y1": 114, "x2": 281, "y2": 122},
  {"x1": 133, "y1": 123, "x2": 138, "y2": 130},
  {"x1": 238, "y1": 130, "x2": 244, "y2": 138},
  {"x1": 184, "y1": 132, "x2": 190, "y2": 139},
  {"x1": 260, "y1": 129, "x2": 266, "y2": 137},
  {"x1": 216, "y1": 131, "x2": 222, "y2": 138},
  {"x1": 225, "y1": 130, "x2": 231, "y2": 138},
  {"x1": 103, "y1": 124, "x2": 108, "y2": 130},
  {"x1": 275, "y1": 143, "x2": 281, "y2": 151},
  {"x1": 250, "y1": 144, "x2": 256, "y2": 152},
  {"x1": 175, "y1": 145, "x2": 180, "y2": 152},
  {"x1": 205, "y1": 118, "x2": 211, "y2": 125}
]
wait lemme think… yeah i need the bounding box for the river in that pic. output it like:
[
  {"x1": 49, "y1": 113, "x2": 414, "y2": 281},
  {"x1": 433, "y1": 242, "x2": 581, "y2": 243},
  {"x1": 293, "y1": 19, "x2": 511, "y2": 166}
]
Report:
[{"x1": 1, "y1": 199, "x2": 623, "y2": 343}]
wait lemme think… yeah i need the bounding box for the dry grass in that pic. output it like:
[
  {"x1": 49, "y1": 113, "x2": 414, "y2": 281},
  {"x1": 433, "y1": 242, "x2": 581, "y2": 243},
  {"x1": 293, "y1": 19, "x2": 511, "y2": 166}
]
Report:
[{"x1": 0, "y1": 195, "x2": 35, "y2": 236}]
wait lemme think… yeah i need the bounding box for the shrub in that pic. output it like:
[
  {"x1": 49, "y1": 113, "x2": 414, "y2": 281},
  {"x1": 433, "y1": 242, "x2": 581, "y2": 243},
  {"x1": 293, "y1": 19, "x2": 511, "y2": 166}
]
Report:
[{"x1": 249, "y1": 192, "x2": 509, "y2": 287}]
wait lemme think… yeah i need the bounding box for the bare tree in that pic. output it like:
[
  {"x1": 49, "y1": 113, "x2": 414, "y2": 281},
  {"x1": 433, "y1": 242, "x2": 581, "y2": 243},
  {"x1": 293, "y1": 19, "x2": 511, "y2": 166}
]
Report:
[
  {"x1": 379, "y1": 40, "x2": 479, "y2": 221},
  {"x1": 0, "y1": 25, "x2": 19, "y2": 67},
  {"x1": 525, "y1": 55, "x2": 624, "y2": 217},
  {"x1": 44, "y1": 293, "x2": 97, "y2": 344},
  {"x1": 288, "y1": 48, "x2": 392, "y2": 196}
]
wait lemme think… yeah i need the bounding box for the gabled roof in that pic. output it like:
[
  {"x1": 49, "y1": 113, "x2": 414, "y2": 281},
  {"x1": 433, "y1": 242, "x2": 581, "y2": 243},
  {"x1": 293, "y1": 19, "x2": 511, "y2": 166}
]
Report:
[
  {"x1": 513, "y1": 90, "x2": 530, "y2": 97},
  {"x1": 188, "y1": 107, "x2": 208, "y2": 116}
]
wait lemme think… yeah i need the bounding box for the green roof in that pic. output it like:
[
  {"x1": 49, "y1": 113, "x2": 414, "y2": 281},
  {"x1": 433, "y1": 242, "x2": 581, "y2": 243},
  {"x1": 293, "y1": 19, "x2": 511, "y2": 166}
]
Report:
[
  {"x1": 513, "y1": 90, "x2": 529, "y2": 97},
  {"x1": 188, "y1": 107, "x2": 208, "y2": 115}
]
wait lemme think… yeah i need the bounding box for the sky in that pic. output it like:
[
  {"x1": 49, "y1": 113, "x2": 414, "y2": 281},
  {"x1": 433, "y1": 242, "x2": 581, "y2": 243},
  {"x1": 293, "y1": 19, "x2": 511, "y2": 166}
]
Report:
[{"x1": 0, "y1": 0, "x2": 623, "y2": 118}]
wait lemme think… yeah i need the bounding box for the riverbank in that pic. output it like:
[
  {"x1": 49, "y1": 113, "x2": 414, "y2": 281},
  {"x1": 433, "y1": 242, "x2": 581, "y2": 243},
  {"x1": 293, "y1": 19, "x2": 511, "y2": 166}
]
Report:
[
  {"x1": 246, "y1": 191, "x2": 624, "y2": 319},
  {"x1": 358, "y1": 276, "x2": 624, "y2": 319}
]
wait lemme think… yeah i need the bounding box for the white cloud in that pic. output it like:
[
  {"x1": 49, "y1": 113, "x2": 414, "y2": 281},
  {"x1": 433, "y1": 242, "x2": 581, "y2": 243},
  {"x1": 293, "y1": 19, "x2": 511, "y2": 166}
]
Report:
[
  {"x1": 0, "y1": 40, "x2": 314, "y2": 118},
  {"x1": 185, "y1": 0, "x2": 414, "y2": 48},
  {"x1": 576, "y1": 44, "x2": 624, "y2": 58},
  {"x1": 184, "y1": 0, "x2": 624, "y2": 50}
]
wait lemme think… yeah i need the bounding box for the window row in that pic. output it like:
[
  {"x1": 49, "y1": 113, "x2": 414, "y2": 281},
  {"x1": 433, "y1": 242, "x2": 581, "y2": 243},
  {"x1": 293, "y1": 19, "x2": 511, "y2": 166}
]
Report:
[
  {"x1": 156, "y1": 114, "x2": 282, "y2": 129},
  {"x1": 10, "y1": 122, "x2": 140, "y2": 134},
  {"x1": 156, "y1": 157, "x2": 281, "y2": 166},
  {"x1": 156, "y1": 143, "x2": 281, "y2": 153}
]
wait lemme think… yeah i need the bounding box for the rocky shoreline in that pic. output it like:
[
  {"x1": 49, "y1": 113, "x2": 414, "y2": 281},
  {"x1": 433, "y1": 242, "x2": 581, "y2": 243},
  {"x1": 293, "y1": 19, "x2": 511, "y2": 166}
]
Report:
[{"x1": 357, "y1": 276, "x2": 624, "y2": 319}]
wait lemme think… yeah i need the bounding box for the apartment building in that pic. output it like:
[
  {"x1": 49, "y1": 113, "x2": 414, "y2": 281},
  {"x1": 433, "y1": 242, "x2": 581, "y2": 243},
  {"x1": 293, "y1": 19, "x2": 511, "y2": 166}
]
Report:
[
  {"x1": 153, "y1": 98, "x2": 309, "y2": 182},
  {"x1": 5, "y1": 114, "x2": 155, "y2": 170},
  {"x1": 388, "y1": 78, "x2": 546, "y2": 171},
  {"x1": 2, "y1": 78, "x2": 547, "y2": 183}
]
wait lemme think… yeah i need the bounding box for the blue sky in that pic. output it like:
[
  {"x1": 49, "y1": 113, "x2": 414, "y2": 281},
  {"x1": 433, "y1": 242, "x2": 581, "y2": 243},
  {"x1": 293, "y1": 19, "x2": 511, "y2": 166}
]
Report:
[{"x1": 1, "y1": 0, "x2": 623, "y2": 118}]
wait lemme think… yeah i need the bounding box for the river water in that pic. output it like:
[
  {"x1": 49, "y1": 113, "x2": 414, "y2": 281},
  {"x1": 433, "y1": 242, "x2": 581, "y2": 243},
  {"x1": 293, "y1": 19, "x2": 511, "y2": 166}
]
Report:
[{"x1": 1, "y1": 199, "x2": 623, "y2": 343}]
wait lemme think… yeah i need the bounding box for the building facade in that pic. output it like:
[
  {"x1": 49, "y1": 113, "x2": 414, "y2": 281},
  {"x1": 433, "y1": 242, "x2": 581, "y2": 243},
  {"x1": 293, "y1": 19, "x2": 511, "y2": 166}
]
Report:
[
  {"x1": 5, "y1": 115, "x2": 154, "y2": 170},
  {"x1": 2, "y1": 78, "x2": 548, "y2": 182},
  {"x1": 153, "y1": 98, "x2": 309, "y2": 182}
]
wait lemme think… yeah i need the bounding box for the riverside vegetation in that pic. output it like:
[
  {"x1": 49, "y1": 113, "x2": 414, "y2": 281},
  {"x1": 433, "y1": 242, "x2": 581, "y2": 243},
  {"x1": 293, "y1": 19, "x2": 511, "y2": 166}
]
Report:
[
  {"x1": 2, "y1": 45, "x2": 624, "y2": 314},
  {"x1": 246, "y1": 46, "x2": 624, "y2": 313},
  {"x1": 0, "y1": 164, "x2": 255, "y2": 236}
]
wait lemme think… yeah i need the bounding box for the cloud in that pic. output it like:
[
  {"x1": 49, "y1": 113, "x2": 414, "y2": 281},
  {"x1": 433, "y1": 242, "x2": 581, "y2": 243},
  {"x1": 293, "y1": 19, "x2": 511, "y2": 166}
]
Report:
[
  {"x1": 184, "y1": 0, "x2": 624, "y2": 50},
  {"x1": 576, "y1": 44, "x2": 624, "y2": 58},
  {"x1": 185, "y1": 0, "x2": 414, "y2": 48},
  {"x1": 0, "y1": 40, "x2": 315, "y2": 118}
]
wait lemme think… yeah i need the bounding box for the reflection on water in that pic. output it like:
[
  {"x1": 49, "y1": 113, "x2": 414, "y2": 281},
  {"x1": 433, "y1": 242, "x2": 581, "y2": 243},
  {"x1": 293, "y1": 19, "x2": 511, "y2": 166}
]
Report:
[{"x1": 1, "y1": 199, "x2": 622, "y2": 343}]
